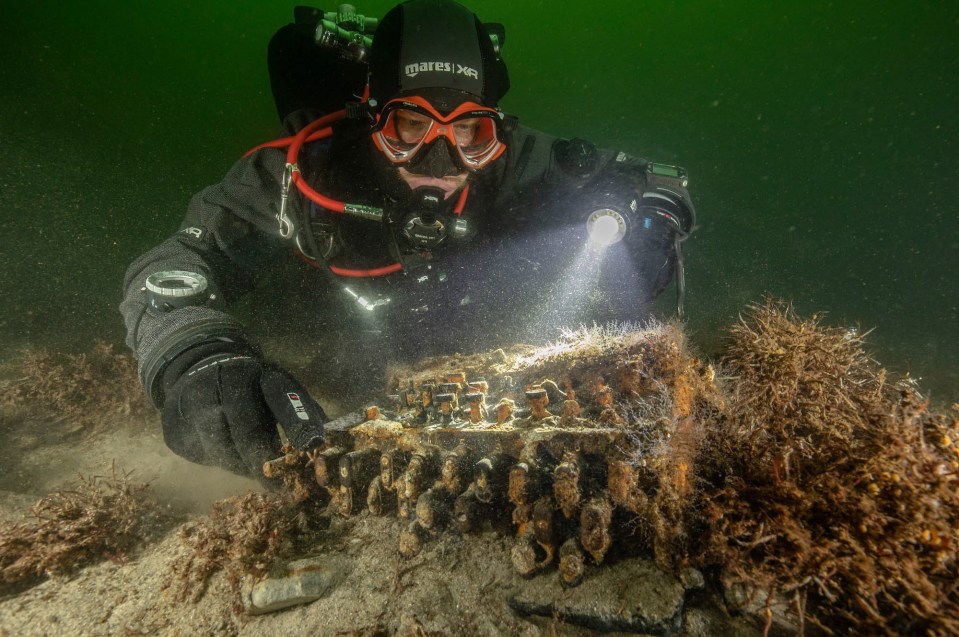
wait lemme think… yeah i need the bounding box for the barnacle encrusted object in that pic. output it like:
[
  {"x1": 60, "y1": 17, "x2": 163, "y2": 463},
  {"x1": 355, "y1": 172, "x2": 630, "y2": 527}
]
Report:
[{"x1": 269, "y1": 322, "x2": 715, "y2": 585}]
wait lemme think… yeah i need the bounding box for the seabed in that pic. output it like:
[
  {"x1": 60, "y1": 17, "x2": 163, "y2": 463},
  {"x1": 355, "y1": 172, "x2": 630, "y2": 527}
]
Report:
[{"x1": 1, "y1": 299, "x2": 956, "y2": 636}]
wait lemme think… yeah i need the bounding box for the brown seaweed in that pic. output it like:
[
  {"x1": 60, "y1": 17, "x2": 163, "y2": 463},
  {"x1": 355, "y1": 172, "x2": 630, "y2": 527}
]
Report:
[
  {"x1": 0, "y1": 340, "x2": 152, "y2": 436},
  {"x1": 0, "y1": 465, "x2": 157, "y2": 593},
  {"x1": 697, "y1": 298, "x2": 959, "y2": 635}
]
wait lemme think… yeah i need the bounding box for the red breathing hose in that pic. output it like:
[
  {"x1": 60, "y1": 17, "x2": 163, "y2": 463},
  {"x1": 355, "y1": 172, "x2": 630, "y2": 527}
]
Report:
[
  {"x1": 243, "y1": 109, "x2": 348, "y2": 212},
  {"x1": 329, "y1": 263, "x2": 403, "y2": 277},
  {"x1": 286, "y1": 111, "x2": 347, "y2": 212},
  {"x1": 244, "y1": 109, "x2": 470, "y2": 277}
]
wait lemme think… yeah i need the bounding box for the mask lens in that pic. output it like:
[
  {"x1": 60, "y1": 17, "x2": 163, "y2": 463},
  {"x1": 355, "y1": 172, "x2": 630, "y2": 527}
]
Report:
[
  {"x1": 391, "y1": 109, "x2": 433, "y2": 147},
  {"x1": 377, "y1": 108, "x2": 433, "y2": 160},
  {"x1": 373, "y1": 98, "x2": 505, "y2": 169},
  {"x1": 454, "y1": 115, "x2": 499, "y2": 166}
]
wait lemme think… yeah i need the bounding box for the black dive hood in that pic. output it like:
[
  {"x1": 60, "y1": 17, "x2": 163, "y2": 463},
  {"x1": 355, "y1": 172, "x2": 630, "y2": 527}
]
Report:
[
  {"x1": 252, "y1": 1, "x2": 511, "y2": 282},
  {"x1": 362, "y1": 1, "x2": 510, "y2": 248},
  {"x1": 368, "y1": 0, "x2": 510, "y2": 111}
]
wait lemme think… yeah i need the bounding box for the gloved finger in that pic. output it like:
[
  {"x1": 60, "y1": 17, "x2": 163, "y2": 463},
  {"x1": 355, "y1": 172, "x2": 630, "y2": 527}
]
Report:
[
  {"x1": 161, "y1": 378, "x2": 212, "y2": 466},
  {"x1": 217, "y1": 361, "x2": 284, "y2": 478},
  {"x1": 260, "y1": 365, "x2": 327, "y2": 450},
  {"x1": 163, "y1": 363, "x2": 250, "y2": 476}
]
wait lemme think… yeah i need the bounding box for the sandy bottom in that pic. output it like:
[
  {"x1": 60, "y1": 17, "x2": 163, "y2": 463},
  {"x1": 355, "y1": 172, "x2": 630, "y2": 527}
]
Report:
[{"x1": 0, "y1": 407, "x2": 767, "y2": 637}]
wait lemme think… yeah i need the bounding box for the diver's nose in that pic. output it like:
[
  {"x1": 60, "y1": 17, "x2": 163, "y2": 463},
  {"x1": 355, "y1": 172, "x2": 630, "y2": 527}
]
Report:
[{"x1": 417, "y1": 139, "x2": 460, "y2": 178}]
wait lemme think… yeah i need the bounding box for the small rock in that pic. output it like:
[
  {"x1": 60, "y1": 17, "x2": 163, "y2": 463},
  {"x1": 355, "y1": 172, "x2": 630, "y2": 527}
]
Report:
[
  {"x1": 508, "y1": 558, "x2": 685, "y2": 634},
  {"x1": 679, "y1": 567, "x2": 705, "y2": 591},
  {"x1": 721, "y1": 572, "x2": 763, "y2": 614},
  {"x1": 395, "y1": 614, "x2": 428, "y2": 637},
  {"x1": 245, "y1": 555, "x2": 352, "y2": 614}
]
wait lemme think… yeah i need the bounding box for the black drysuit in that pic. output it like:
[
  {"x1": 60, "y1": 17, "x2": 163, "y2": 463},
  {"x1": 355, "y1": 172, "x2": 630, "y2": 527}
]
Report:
[
  {"x1": 121, "y1": 111, "x2": 691, "y2": 402},
  {"x1": 119, "y1": 63, "x2": 693, "y2": 478}
]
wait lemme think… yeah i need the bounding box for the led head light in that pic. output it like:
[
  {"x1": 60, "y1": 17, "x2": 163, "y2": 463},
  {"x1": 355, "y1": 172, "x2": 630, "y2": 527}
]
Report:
[{"x1": 586, "y1": 208, "x2": 628, "y2": 247}]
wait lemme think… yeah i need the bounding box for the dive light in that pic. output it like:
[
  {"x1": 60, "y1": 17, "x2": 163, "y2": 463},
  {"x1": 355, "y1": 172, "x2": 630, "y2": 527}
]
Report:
[
  {"x1": 586, "y1": 208, "x2": 629, "y2": 247},
  {"x1": 585, "y1": 162, "x2": 693, "y2": 249}
]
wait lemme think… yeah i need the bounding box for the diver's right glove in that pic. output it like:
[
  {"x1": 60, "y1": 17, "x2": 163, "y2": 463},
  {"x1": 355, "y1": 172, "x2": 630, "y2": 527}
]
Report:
[{"x1": 159, "y1": 347, "x2": 327, "y2": 480}]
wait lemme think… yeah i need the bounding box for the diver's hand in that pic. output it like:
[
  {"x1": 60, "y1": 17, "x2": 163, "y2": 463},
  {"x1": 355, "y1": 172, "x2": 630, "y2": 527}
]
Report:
[{"x1": 160, "y1": 352, "x2": 326, "y2": 479}]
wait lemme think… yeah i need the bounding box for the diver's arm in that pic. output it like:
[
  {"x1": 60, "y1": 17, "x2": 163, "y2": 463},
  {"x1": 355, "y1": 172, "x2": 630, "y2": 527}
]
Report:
[
  {"x1": 491, "y1": 123, "x2": 696, "y2": 311},
  {"x1": 495, "y1": 123, "x2": 694, "y2": 232},
  {"x1": 119, "y1": 145, "x2": 327, "y2": 479},
  {"x1": 119, "y1": 146, "x2": 293, "y2": 407}
]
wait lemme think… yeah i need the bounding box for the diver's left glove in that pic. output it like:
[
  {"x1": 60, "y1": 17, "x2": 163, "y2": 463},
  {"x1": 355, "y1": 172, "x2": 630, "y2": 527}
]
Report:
[{"x1": 159, "y1": 347, "x2": 327, "y2": 480}]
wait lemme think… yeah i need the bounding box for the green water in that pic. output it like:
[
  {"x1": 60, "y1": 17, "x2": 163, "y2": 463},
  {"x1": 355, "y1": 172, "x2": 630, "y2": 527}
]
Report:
[{"x1": 1, "y1": 1, "x2": 956, "y2": 402}]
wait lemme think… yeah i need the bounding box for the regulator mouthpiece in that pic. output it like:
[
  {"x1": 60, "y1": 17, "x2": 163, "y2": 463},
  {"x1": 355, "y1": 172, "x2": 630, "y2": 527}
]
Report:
[
  {"x1": 399, "y1": 186, "x2": 470, "y2": 250},
  {"x1": 586, "y1": 208, "x2": 628, "y2": 247}
]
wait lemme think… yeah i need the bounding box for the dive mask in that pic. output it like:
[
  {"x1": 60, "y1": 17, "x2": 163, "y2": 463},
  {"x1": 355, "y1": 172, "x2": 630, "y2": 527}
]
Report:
[{"x1": 372, "y1": 95, "x2": 506, "y2": 171}]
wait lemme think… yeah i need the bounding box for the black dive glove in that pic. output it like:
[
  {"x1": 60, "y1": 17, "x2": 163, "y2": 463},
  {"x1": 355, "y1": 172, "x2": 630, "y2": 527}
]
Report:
[{"x1": 160, "y1": 349, "x2": 327, "y2": 480}]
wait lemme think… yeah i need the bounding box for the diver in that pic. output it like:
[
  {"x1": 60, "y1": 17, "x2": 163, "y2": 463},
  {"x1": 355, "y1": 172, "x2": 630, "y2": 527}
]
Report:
[{"x1": 119, "y1": 0, "x2": 696, "y2": 480}]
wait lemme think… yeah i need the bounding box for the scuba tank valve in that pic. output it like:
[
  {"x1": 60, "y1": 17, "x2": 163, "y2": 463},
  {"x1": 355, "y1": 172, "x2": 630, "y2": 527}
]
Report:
[{"x1": 295, "y1": 4, "x2": 378, "y2": 62}]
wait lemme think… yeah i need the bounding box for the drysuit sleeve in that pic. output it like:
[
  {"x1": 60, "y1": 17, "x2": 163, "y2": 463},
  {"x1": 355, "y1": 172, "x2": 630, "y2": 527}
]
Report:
[
  {"x1": 119, "y1": 142, "x2": 298, "y2": 407},
  {"x1": 488, "y1": 123, "x2": 696, "y2": 309},
  {"x1": 493, "y1": 123, "x2": 695, "y2": 233}
]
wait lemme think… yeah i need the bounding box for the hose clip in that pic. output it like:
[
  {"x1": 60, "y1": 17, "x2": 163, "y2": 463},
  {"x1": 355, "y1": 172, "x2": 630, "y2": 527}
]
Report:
[{"x1": 277, "y1": 162, "x2": 298, "y2": 239}]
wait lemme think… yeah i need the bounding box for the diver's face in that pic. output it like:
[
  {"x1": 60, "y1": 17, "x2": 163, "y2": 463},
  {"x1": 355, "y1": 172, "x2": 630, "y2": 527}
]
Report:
[
  {"x1": 397, "y1": 167, "x2": 468, "y2": 199},
  {"x1": 393, "y1": 108, "x2": 481, "y2": 199}
]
